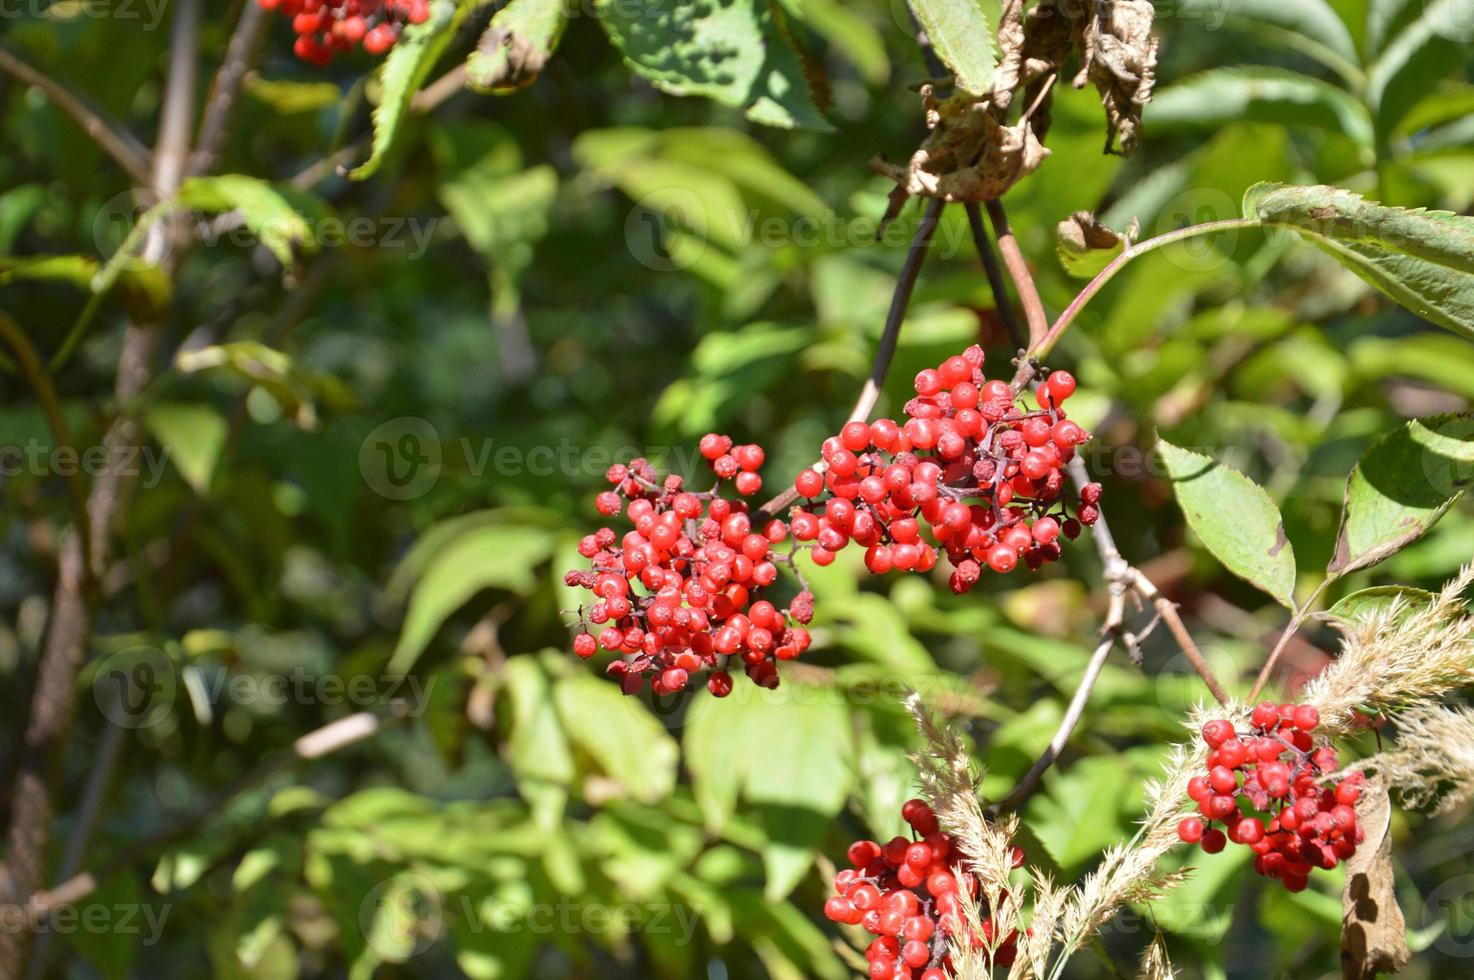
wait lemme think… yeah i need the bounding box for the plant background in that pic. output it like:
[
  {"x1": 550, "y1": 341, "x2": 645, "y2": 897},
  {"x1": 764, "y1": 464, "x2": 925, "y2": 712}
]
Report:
[{"x1": 2, "y1": 0, "x2": 1474, "y2": 977}]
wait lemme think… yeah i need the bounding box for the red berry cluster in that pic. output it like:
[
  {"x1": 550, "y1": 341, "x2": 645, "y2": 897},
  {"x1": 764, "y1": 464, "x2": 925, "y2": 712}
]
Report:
[
  {"x1": 789, "y1": 346, "x2": 1098, "y2": 594},
  {"x1": 257, "y1": 0, "x2": 430, "y2": 65},
  {"x1": 1177, "y1": 703, "x2": 1365, "y2": 892},
  {"x1": 565, "y1": 435, "x2": 813, "y2": 696},
  {"x1": 824, "y1": 800, "x2": 1022, "y2": 979}
]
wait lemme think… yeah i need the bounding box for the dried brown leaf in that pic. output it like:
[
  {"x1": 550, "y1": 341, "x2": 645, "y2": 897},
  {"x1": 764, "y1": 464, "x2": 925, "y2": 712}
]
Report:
[{"x1": 1340, "y1": 780, "x2": 1410, "y2": 979}]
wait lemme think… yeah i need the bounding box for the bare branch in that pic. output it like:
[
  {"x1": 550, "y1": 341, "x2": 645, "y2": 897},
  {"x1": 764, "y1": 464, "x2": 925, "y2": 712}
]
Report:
[
  {"x1": 188, "y1": 2, "x2": 269, "y2": 177},
  {"x1": 0, "y1": 39, "x2": 152, "y2": 186}
]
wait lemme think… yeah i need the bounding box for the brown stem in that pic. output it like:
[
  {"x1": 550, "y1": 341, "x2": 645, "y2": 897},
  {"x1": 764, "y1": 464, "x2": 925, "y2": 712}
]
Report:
[
  {"x1": 0, "y1": 315, "x2": 93, "y2": 570},
  {"x1": 754, "y1": 198, "x2": 943, "y2": 522},
  {"x1": 964, "y1": 202, "x2": 1027, "y2": 353},
  {"x1": 0, "y1": 40, "x2": 152, "y2": 187},
  {"x1": 187, "y1": 1, "x2": 269, "y2": 178},
  {"x1": 0, "y1": 3, "x2": 199, "y2": 974},
  {"x1": 984, "y1": 200, "x2": 1047, "y2": 348},
  {"x1": 991, "y1": 635, "x2": 1116, "y2": 813}
]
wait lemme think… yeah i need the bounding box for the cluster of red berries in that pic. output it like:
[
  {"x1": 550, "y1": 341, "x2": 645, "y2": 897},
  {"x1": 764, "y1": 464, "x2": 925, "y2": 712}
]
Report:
[
  {"x1": 566, "y1": 435, "x2": 813, "y2": 696},
  {"x1": 257, "y1": 0, "x2": 430, "y2": 65},
  {"x1": 790, "y1": 346, "x2": 1098, "y2": 594},
  {"x1": 1177, "y1": 703, "x2": 1365, "y2": 892},
  {"x1": 825, "y1": 800, "x2": 1022, "y2": 978}
]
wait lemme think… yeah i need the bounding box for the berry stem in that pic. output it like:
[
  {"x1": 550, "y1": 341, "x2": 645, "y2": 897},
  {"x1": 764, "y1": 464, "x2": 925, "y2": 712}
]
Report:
[{"x1": 754, "y1": 199, "x2": 944, "y2": 523}]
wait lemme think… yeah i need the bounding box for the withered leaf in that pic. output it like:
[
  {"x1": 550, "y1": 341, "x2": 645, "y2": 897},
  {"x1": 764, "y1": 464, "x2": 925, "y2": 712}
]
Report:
[
  {"x1": 1056, "y1": 210, "x2": 1137, "y2": 278},
  {"x1": 1340, "y1": 780, "x2": 1410, "y2": 980}
]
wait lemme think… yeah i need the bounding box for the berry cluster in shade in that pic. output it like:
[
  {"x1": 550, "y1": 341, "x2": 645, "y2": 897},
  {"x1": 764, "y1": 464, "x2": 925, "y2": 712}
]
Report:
[
  {"x1": 1177, "y1": 702, "x2": 1365, "y2": 892},
  {"x1": 258, "y1": 0, "x2": 430, "y2": 65},
  {"x1": 565, "y1": 435, "x2": 812, "y2": 696},
  {"x1": 824, "y1": 799, "x2": 1022, "y2": 979},
  {"x1": 789, "y1": 345, "x2": 1099, "y2": 594}
]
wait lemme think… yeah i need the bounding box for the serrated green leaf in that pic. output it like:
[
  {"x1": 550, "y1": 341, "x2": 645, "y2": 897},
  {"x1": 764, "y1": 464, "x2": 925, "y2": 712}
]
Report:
[
  {"x1": 388, "y1": 525, "x2": 556, "y2": 674},
  {"x1": 351, "y1": 0, "x2": 469, "y2": 180},
  {"x1": 1329, "y1": 414, "x2": 1474, "y2": 576},
  {"x1": 1157, "y1": 437, "x2": 1297, "y2": 607},
  {"x1": 906, "y1": 0, "x2": 997, "y2": 96},
  {"x1": 596, "y1": 0, "x2": 832, "y2": 131},
  {"x1": 1243, "y1": 181, "x2": 1474, "y2": 339},
  {"x1": 1149, "y1": 67, "x2": 1373, "y2": 149},
  {"x1": 465, "y1": 0, "x2": 568, "y2": 94},
  {"x1": 176, "y1": 175, "x2": 326, "y2": 267}
]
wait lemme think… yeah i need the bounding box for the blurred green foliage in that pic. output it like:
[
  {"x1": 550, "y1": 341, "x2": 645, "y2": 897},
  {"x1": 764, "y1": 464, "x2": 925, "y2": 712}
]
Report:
[{"x1": 2, "y1": 1, "x2": 1474, "y2": 977}]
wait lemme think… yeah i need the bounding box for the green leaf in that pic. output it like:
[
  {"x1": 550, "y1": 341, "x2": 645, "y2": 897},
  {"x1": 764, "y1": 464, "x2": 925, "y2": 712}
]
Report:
[
  {"x1": 174, "y1": 341, "x2": 354, "y2": 429},
  {"x1": 244, "y1": 75, "x2": 344, "y2": 114},
  {"x1": 1325, "y1": 585, "x2": 1438, "y2": 621},
  {"x1": 1328, "y1": 414, "x2": 1474, "y2": 576},
  {"x1": 351, "y1": 0, "x2": 469, "y2": 179},
  {"x1": 1212, "y1": 0, "x2": 1360, "y2": 81},
  {"x1": 905, "y1": 0, "x2": 997, "y2": 96},
  {"x1": 1243, "y1": 181, "x2": 1474, "y2": 339},
  {"x1": 466, "y1": 0, "x2": 568, "y2": 93},
  {"x1": 146, "y1": 402, "x2": 228, "y2": 494},
  {"x1": 0, "y1": 254, "x2": 170, "y2": 321},
  {"x1": 596, "y1": 0, "x2": 832, "y2": 130},
  {"x1": 438, "y1": 161, "x2": 557, "y2": 318},
  {"x1": 555, "y1": 675, "x2": 678, "y2": 804},
  {"x1": 1157, "y1": 437, "x2": 1297, "y2": 607},
  {"x1": 1149, "y1": 67, "x2": 1373, "y2": 149},
  {"x1": 176, "y1": 175, "x2": 326, "y2": 267},
  {"x1": 1366, "y1": 0, "x2": 1472, "y2": 138},
  {"x1": 388, "y1": 524, "x2": 555, "y2": 674}
]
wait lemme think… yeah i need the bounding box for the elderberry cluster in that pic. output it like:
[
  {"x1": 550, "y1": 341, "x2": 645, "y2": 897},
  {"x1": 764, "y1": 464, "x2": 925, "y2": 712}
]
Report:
[
  {"x1": 258, "y1": 0, "x2": 430, "y2": 65},
  {"x1": 790, "y1": 345, "x2": 1099, "y2": 594},
  {"x1": 1177, "y1": 703, "x2": 1365, "y2": 892},
  {"x1": 825, "y1": 800, "x2": 1022, "y2": 979},
  {"x1": 565, "y1": 435, "x2": 813, "y2": 696}
]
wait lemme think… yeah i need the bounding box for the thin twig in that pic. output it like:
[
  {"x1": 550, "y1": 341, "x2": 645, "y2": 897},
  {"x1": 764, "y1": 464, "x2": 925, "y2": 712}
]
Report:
[
  {"x1": 0, "y1": 314, "x2": 93, "y2": 572},
  {"x1": 19, "y1": 711, "x2": 397, "y2": 918},
  {"x1": 754, "y1": 198, "x2": 944, "y2": 522},
  {"x1": 0, "y1": 39, "x2": 153, "y2": 186},
  {"x1": 963, "y1": 202, "x2": 1026, "y2": 352},
  {"x1": 187, "y1": 1, "x2": 269, "y2": 177},
  {"x1": 990, "y1": 635, "x2": 1116, "y2": 813},
  {"x1": 1248, "y1": 580, "x2": 1330, "y2": 701}
]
